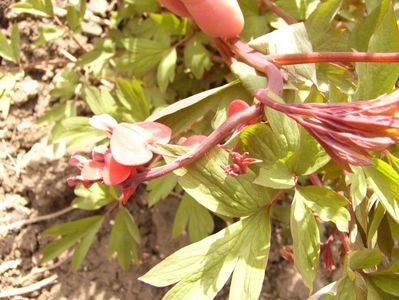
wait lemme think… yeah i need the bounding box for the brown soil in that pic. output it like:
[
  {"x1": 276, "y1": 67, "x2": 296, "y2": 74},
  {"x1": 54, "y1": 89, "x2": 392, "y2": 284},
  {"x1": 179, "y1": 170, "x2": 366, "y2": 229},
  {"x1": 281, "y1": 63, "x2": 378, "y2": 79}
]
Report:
[{"x1": 0, "y1": 4, "x2": 327, "y2": 300}]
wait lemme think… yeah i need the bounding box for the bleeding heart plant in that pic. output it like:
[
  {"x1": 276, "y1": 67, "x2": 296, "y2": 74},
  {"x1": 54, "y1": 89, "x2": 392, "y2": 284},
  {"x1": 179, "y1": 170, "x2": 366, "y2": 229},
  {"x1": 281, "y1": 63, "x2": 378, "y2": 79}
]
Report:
[{"x1": 31, "y1": 0, "x2": 399, "y2": 299}]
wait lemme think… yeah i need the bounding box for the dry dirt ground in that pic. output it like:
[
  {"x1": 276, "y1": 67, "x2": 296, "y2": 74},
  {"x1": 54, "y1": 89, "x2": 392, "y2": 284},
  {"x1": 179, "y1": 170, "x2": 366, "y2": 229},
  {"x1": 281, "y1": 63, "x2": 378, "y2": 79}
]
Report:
[{"x1": 0, "y1": 2, "x2": 329, "y2": 299}]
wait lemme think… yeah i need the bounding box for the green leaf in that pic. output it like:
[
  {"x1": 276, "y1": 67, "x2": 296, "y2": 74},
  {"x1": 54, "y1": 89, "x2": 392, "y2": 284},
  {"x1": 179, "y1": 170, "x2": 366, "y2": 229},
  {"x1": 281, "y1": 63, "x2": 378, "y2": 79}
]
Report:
[
  {"x1": 108, "y1": 206, "x2": 141, "y2": 271},
  {"x1": 147, "y1": 81, "x2": 251, "y2": 137},
  {"x1": 377, "y1": 214, "x2": 394, "y2": 257},
  {"x1": 354, "y1": 0, "x2": 399, "y2": 99},
  {"x1": 72, "y1": 183, "x2": 117, "y2": 211},
  {"x1": 334, "y1": 276, "x2": 356, "y2": 300},
  {"x1": 140, "y1": 208, "x2": 271, "y2": 300},
  {"x1": 249, "y1": 22, "x2": 317, "y2": 83},
  {"x1": 305, "y1": 0, "x2": 343, "y2": 50},
  {"x1": 229, "y1": 209, "x2": 271, "y2": 300},
  {"x1": 124, "y1": 0, "x2": 160, "y2": 12},
  {"x1": 34, "y1": 25, "x2": 64, "y2": 47},
  {"x1": 296, "y1": 186, "x2": 350, "y2": 232},
  {"x1": 349, "y1": 248, "x2": 382, "y2": 270},
  {"x1": 83, "y1": 85, "x2": 119, "y2": 116},
  {"x1": 295, "y1": 126, "x2": 330, "y2": 175},
  {"x1": 367, "y1": 273, "x2": 399, "y2": 297},
  {"x1": 351, "y1": 0, "x2": 390, "y2": 51},
  {"x1": 66, "y1": 0, "x2": 86, "y2": 31},
  {"x1": 177, "y1": 147, "x2": 273, "y2": 217},
  {"x1": 230, "y1": 61, "x2": 267, "y2": 95},
  {"x1": 275, "y1": 0, "x2": 320, "y2": 20},
  {"x1": 317, "y1": 63, "x2": 355, "y2": 94},
  {"x1": 184, "y1": 34, "x2": 212, "y2": 79},
  {"x1": 238, "y1": 121, "x2": 328, "y2": 177},
  {"x1": 115, "y1": 79, "x2": 150, "y2": 121},
  {"x1": 10, "y1": 24, "x2": 20, "y2": 63},
  {"x1": 147, "y1": 172, "x2": 178, "y2": 207},
  {"x1": 42, "y1": 216, "x2": 104, "y2": 267},
  {"x1": 76, "y1": 40, "x2": 115, "y2": 76},
  {"x1": 364, "y1": 158, "x2": 399, "y2": 223},
  {"x1": 37, "y1": 101, "x2": 76, "y2": 125},
  {"x1": 149, "y1": 13, "x2": 188, "y2": 36},
  {"x1": 157, "y1": 47, "x2": 177, "y2": 92},
  {"x1": 50, "y1": 69, "x2": 80, "y2": 100},
  {"x1": 367, "y1": 201, "x2": 386, "y2": 248},
  {"x1": 49, "y1": 116, "x2": 106, "y2": 152},
  {"x1": 346, "y1": 166, "x2": 367, "y2": 208},
  {"x1": 291, "y1": 190, "x2": 320, "y2": 290},
  {"x1": 115, "y1": 38, "x2": 169, "y2": 76},
  {"x1": 71, "y1": 217, "x2": 103, "y2": 271},
  {"x1": 238, "y1": 0, "x2": 269, "y2": 40},
  {"x1": 254, "y1": 161, "x2": 295, "y2": 189},
  {"x1": 13, "y1": 0, "x2": 54, "y2": 17},
  {"x1": 172, "y1": 194, "x2": 214, "y2": 242},
  {"x1": 0, "y1": 30, "x2": 17, "y2": 62},
  {"x1": 0, "y1": 71, "x2": 23, "y2": 118}
]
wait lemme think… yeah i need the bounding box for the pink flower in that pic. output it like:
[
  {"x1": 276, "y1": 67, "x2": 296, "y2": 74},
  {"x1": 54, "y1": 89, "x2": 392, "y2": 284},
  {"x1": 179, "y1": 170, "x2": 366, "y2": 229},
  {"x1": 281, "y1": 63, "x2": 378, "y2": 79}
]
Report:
[
  {"x1": 178, "y1": 135, "x2": 207, "y2": 147},
  {"x1": 321, "y1": 234, "x2": 336, "y2": 272},
  {"x1": 222, "y1": 149, "x2": 262, "y2": 176},
  {"x1": 90, "y1": 114, "x2": 172, "y2": 166},
  {"x1": 228, "y1": 99, "x2": 258, "y2": 126},
  {"x1": 67, "y1": 145, "x2": 136, "y2": 188},
  {"x1": 256, "y1": 89, "x2": 399, "y2": 170}
]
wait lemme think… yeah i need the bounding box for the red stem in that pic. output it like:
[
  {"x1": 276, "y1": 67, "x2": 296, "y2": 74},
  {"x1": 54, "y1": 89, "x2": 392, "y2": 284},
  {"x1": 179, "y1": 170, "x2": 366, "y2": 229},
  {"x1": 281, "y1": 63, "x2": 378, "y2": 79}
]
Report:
[
  {"x1": 125, "y1": 104, "x2": 263, "y2": 186},
  {"x1": 268, "y1": 52, "x2": 399, "y2": 65}
]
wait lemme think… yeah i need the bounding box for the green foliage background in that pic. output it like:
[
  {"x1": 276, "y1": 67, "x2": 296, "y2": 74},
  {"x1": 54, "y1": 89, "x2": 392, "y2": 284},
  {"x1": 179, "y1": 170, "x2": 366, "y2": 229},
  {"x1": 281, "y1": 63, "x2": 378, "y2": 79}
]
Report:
[{"x1": 1, "y1": 0, "x2": 399, "y2": 299}]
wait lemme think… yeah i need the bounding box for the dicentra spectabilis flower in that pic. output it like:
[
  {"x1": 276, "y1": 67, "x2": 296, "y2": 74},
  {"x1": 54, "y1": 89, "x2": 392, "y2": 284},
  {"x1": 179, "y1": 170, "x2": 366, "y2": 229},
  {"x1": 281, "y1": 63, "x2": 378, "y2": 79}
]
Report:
[
  {"x1": 68, "y1": 115, "x2": 172, "y2": 204},
  {"x1": 321, "y1": 235, "x2": 336, "y2": 272},
  {"x1": 90, "y1": 114, "x2": 172, "y2": 166},
  {"x1": 67, "y1": 145, "x2": 136, "y2": 188},
  {"x1": 256, "y1": 89, "x2": 399, "y2": 170}
]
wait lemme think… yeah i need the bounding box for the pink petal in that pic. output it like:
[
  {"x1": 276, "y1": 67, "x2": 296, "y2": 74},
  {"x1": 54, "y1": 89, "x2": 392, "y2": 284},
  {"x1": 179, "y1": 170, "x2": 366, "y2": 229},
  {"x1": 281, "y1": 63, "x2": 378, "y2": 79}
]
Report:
[
  {"x1": 228, "y1": 99, "x2": 250, "y2": 116},
  {"x1": 69, "y1": 155, "x2": 89, "y2": 168},
  {"x1": 228, "y1": 100, "x2": 257, "y2": 125},
  {"x1": 110, "y1": 124, "x2": 153, "y2": 166},
  {"x1": 92, "y1": 145, "x2": 108, "y2": 161},
  {"x1": 121, "y1": 186, "x2": 137, "y2": 204},
  {"x1": 67, "y1": 175, "x2": 93, "y2": 188},
  {"x1": 180, "y1": 135, "x2": 207, "y2": 147},
  {"x1": 135, "y1": 122, "x2": 172, "y2": 144},
  {"x1": 89, "y1": 114, "x2": 117, "y2": 133},
  {"x1": 81, "y1": 160, "x2": 104, "y2": 181},
  {"x1": 102, "y1": 153, "x2": 133, "y2": 185}
]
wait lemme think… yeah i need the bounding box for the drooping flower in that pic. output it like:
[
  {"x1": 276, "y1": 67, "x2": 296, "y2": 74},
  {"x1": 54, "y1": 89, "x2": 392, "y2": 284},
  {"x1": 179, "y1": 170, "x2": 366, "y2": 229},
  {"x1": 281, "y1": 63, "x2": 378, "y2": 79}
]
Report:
[
  {"x1": 321, "y1": 234, "x2": 336, "y2": 272},
  {"x1": 67, "y1": 145, "x2": 137, "y2": 188},
  {"x1": 222, "y1": 149, "x2": 262, "y2": 176},
  {"x1": 256, "y1": 89, "x2": 399, "y2": 170},
  {"x1": 90, "y1": 114, "x2": 172, "y2": 166}
]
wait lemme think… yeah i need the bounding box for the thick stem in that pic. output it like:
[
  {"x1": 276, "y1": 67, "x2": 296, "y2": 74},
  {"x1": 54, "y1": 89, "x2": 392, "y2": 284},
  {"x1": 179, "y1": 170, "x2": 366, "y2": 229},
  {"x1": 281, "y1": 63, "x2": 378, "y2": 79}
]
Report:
[
  {"x1": 125, "y1": 104, "x2": 263, "y2": 186},
  {"x1": 227, "y1": 39, "x2": 284, "y2": 96},
  {"x1": 268, "y1": 52, "x2": 399, "y2": 65}
]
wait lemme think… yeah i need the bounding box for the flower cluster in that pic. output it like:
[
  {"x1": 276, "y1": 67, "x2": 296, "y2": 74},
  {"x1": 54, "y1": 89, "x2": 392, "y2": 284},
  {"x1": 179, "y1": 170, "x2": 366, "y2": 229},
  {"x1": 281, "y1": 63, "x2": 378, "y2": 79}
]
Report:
[
  {"x1": 256, "y1": 89, "x2": 399, "y2": 170},
  {"x1": 68, "y1": 114, "x2": 172, "y2": 203}
]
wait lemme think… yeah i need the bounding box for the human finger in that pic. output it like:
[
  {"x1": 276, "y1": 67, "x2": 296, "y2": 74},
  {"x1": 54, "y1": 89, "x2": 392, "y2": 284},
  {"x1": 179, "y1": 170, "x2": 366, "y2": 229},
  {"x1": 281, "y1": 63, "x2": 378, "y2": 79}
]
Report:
[
  {"x1": 159, "y1": 0, "x2": 191, "y2": 17},
  {"x1": 161, "y1": 0, "x2": 244, "y2": 38}
]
